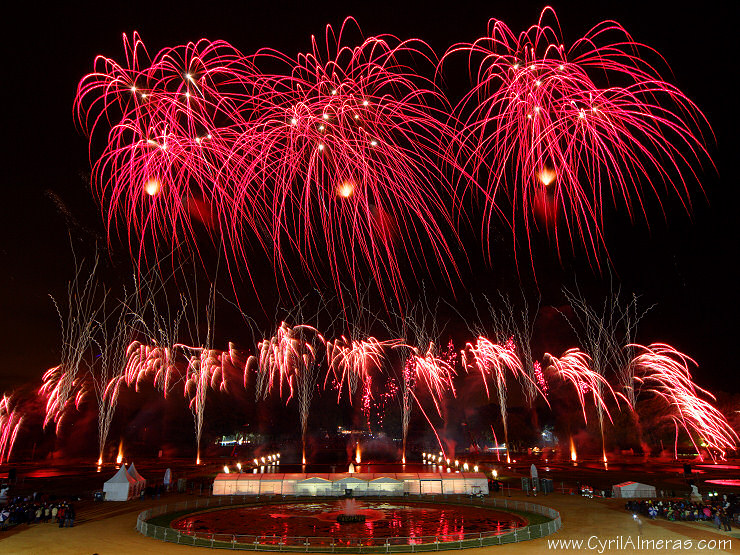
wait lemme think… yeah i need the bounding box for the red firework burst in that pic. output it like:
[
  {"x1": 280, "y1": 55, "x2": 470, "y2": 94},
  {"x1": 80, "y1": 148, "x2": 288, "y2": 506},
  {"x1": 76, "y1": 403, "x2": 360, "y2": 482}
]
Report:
[
  {"x1": 0, "y1": 394, "x2": 23, "y2": 464},
  {"x1": 444, "y1": 7, "x2": 712, "y2": 264},
  {"x1": 233, "y1": 19, "x2": 463, "y2": 300},
  {"x1": 631, "y1": 343, "x2": 737, "y2": 460},
  {"x1": 75, "y1": 33, "x2": 260, "y2": 263},
  {"x1": 75, "y1": 23, "x2": 465, "y2": 301},
  {"x1": 544, "y1": 348, "x2": 620, "y2": 424}
]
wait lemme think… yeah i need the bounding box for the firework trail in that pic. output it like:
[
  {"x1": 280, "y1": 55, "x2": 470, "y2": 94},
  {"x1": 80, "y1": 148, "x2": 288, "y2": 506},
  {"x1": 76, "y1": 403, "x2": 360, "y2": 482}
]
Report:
[
  {"x1": 560, "y1": 283, "x2": 650, "y2": 459},
  {"x1": 400, "y1": 355, "x2": 416, "y2": 461},
  {"x1": 409, "y1": 344, "x2": 457, "y2": 417},
  {"x1": 544, "y1": 348, "x2": 621, "y2": 426},
  {"x1": 125, "y1": 266, "x2": 189, "y2": 395},
  {"x1": 389, "y1": 293, "x2": 456, "y2": 460},
  {"x1": 499, "y1": 292, "x2": 541, "y2": 408},
  {"x1": 444, "y1": 7, "x2": 712, "y2": 264},
  {"x1": 631, "y1": 343, "x2": 738, "y2": 460},
  {"x1": 42, "y1": 253, "x2": 103, "y2": 433},
  {"x1": 172, "y1": 261, "x2": 225, "y2": 464},
  {"x1": 39, "y1": 365, "x2": 88, "y2": 433},
  {"x1": 398, "y1": 343, "x2": 457, "y2": 461},
  {"x1": 0, "y1": 394, "x2": 23, "y2": 464},
  {"x1": 463, "y1": 336, "x2": 531, "y2": 462},
  {"x1": 90, "y1": 291, "x2": 139, "y2": 465},
  {"x1": 123, "y1": 276, "x2": 188, "y2": 395},
  {"x1": 235, "y1": 19, "x2": 464, "y2": 302},
  {"x1": 533, "y1": 361, "x2": 548, "y2": 396},
  {"x1": 253, "y1": 322, "x2": 325, "y2": 464},
  {"x1": 122, "y1": 341, "x2": 181, "y2": 395},
  {"x1": 181, "y1": 345, "x2": 230, "y2": 464}
]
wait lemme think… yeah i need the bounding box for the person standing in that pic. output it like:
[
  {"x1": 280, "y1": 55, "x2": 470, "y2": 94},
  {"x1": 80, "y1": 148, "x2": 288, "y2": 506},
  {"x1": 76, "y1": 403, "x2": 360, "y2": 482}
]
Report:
[
  {"x1": 65, "y1": 504, "x2": 75, "y2": 527},
  {"x1": 721, "y1": 509, "x2": 732, "y2": 532}
]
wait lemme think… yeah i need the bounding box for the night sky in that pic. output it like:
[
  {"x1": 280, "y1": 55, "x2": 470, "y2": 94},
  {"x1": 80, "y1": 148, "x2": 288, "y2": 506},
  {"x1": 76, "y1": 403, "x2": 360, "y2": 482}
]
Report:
[{"x1": 1, "y1": 0, "x2": 737, "y2": 399}]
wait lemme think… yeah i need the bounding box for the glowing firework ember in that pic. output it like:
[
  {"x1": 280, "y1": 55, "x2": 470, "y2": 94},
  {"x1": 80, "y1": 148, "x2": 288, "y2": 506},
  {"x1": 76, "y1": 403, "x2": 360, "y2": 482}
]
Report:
[
  {"x1": 631, "y1": 343, "x2": 738, "y2": 460},
  {"x1": 445, "y1": 7, "x2": 712, "y2": 262}
]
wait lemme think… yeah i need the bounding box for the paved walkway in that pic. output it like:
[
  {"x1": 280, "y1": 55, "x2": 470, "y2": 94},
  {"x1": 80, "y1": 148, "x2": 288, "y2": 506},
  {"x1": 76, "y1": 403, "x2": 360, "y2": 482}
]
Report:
[{"x1": 0, "y1": 493, "x2": 735, "y2": 554}]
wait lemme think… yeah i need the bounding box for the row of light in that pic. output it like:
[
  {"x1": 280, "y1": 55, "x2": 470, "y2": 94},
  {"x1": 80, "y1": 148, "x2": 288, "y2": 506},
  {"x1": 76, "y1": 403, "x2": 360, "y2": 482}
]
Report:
[
  {"x1": 421, "y1": 452, "x2": 478, "y2": 473},
  {"x1": 223, "y1": 453, "x2": 281, "y2": 474},
  {"x1": 511, "y1": 63, "x2": 566, "y2": 71},
  {"x1": 253, "y1": 453, "x2": 280, "y2": 466}
]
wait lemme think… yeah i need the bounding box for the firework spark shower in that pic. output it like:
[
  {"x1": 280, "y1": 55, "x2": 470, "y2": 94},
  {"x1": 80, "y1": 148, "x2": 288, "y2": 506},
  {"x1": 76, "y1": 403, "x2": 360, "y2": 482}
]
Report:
[
  {"x1": 74, "y1": 8, "x2": 712, "y2": 298},
  {"x1": 442, "y1": 6, "x2": 712, "y2": 264}
]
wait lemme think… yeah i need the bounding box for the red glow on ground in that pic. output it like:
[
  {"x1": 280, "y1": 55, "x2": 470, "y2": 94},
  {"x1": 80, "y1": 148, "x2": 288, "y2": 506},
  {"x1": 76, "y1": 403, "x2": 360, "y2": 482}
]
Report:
[{"x1": 170, "y1": 501, "x2": 526, "y2": 542}]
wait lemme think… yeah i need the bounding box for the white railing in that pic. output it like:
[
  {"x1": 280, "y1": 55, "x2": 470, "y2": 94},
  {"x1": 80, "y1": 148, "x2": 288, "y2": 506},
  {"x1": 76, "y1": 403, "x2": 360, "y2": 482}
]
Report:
[{"x1": 136, "y1": 494, "x2": 561, "y2": 551}]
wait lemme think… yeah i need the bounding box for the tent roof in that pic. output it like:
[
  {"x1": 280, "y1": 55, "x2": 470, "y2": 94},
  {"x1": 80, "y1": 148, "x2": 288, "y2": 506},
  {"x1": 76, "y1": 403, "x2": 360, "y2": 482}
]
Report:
[
  {"x1": 105, "y1": 465, "x2": 136, "y2": 485},
  {"x1": 260, "y1": 474, "x2": 286, "y2": 481},
  {"x1": 613, "y1": 481, "x2": 654, "y2": 488},
  {"x1": 128, "y1": 463, "x2": 145, "y2": 482},
  {"x1": 460, "y1": 473, "x2": 487, "y2": 480},
  {"x1": 213, "y1": 471, "x2": 490, "y2": 483},
  {"x1": 335, "y1": 476, "x2": 368, "y2": 484},
  {"x1": 370, "y1": 477, "x2": 403, "y2": 484}
]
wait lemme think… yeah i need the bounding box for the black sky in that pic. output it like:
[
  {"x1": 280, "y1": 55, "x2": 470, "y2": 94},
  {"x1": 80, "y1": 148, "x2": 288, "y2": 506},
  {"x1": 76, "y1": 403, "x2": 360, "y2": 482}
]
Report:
[{"x1": 1, "y1": 0, "x2": 737, "y2": 394}]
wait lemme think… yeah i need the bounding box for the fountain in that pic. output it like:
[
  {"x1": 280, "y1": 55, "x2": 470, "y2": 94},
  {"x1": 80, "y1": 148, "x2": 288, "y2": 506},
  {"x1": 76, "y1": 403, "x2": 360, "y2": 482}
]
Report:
[{"x1": 337, "y1": 499, "x2": 367, "y2": 524}]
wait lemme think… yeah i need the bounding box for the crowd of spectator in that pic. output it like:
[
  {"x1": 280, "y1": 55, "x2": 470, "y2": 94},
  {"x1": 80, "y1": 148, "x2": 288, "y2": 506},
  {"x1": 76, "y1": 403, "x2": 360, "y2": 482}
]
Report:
[
  {"x1": 0, "y1": 495, "x2": 76, "y2": 530},
  {"x1": 625, "y1": 495, "x2": 737, "y2": 531}
]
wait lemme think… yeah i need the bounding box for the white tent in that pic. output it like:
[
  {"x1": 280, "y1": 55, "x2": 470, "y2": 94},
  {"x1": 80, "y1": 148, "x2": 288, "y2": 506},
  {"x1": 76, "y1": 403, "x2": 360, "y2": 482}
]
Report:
[
  {"x1": 128, "y1": 463, "x2": 147, "y2": 495},
  {"x1": 103, "y1": 465, "x2": 137, "y2": 501},
  {"x1": 259, "y1": 474, "x2": 288, "y2": 495},
  {"x1": 463, "y1": 474, "x2": 489, "y2": 495},
  {"x1": 368, "y1": 477, "x2": 404, "y2": 496},
  {"x1": 213, "y1": 473, "x2": 249, "y2": 495},
  {"x1": 612, "y1": 481, "x2": 656, "y2": 498},
  {"x1": 334, "y1": 476, "x2": 369, "y2": 495},
  {"x1": 295, "y1": 477, "x2": 332, "y2": 496},
  {"x1": 213, "y1": 471, "x2": 489, "y2": 497}
]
